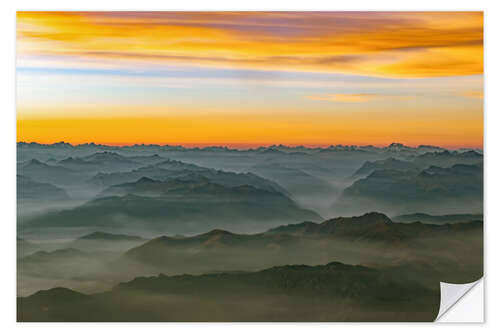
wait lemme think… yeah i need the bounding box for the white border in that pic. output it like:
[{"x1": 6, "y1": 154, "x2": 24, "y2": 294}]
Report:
[{"x1": 2, "y1": 0, "x2": 498, "y2": 331}]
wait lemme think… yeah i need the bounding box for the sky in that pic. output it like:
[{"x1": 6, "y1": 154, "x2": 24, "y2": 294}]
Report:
[{"x1": 16, "y1": 11, "x2": 483, "y2": 148}]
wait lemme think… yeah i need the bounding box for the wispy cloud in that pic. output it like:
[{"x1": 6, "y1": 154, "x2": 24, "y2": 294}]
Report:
[
  {"x1": 306, "y1": 93, "x2": 414, "y2": 103},
  {"x1": 17, "y1": 11, "x2": 483, "y2": 78}
]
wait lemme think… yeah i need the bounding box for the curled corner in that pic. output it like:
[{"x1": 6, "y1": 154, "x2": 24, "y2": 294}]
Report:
[{"x1": 435, "y1": 278, "x2": 482, "y2": 321}]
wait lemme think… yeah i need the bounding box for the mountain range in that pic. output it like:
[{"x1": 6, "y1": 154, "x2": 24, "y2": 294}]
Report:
[
  {"x1": 350, "y1": 150, "x2": 482, "y2": 180},
  {"x1": 350, "y1": 158, "x2": 419, "y2": 180},
  {"x1": 17, "y1": 175, "x2": 70, "y2": 203},
  {"x1": 17, "y1": 211, "x2": 483, "y2": 320},
  {"x1": 21, "y1": 177, "x2": 321, "y2": 234},
  {"x1": 16, "y1": 141, "x2": 484, "y2": 322},
  {"x1": 90, "y1": 159, "x2": 287, "y2": 193},
  {"x1": 17, "y1": 159, "x2": 82, "y2": 186},
  {"x1": 18, "y1": 141, "x2": 462, "y2": 153},
  {"x1": 333, "y1": 163, "x2": 483, "y2": 216},
  {"x1": 121, "y1": 212, "x2": 482, "y2": 274},
  {"x1": 56, "y1": 152, "x2": 167, "y2": 174},
  {"x1": 69, "y1": 232, "x2": 148, "y2": 252},
  {"x1": 17, "y1": 261, "x2": 440, "y2": 322}
]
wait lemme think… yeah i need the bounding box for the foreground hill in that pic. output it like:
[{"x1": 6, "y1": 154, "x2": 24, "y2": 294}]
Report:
[
  {"x1": 17, "y1": 212, "x2": 482, "y2": 302},
  {"x1": 17, "y1": 261, "x2": 439, "y2": 322},
  {"x1": 332, "y1": 163, "x2": 483, "y2": 216},
  {"x1": 21, "y1": 177, "x2": 322, "y2": 234},
  {"x1": 266, "y1": 212, "x2": 481, "y2": 240},
  {"x1": 18, "y1": 248, "x2": 106, "y2": 280},
  {"x1": 17, "y1": 246, "x2": 122, "y2": 296},
  {"x1": 121, "y1": 212, "x2": 482, "y2": 280}
]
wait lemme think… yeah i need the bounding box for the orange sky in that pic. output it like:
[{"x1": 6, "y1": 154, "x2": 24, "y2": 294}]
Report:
[{"x1": 16, "y1": 11, "x2": 484, "y2": 148}]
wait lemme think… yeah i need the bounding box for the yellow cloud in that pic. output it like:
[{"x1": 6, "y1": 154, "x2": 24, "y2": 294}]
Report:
[{"x1": 16, "y1": 11, "x2": 483, "y2": 78}]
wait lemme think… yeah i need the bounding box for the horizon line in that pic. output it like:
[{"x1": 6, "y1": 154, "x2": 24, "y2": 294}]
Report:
[{"x1": 16, "y1": 141, "x2": 483, "y2": 151}]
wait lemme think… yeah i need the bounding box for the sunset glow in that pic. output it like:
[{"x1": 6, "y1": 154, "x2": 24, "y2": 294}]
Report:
[{"x1": 16, "y1": 11, "x2": 484, "y2": 148}]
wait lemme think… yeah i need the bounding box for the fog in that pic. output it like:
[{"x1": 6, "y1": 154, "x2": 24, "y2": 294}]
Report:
[
  {"x1": 17, "y1": 143, "x2": 483, "y2": 321},
  {"x1": 17, "y1": 222, "x2": 483, "y2": 297}
]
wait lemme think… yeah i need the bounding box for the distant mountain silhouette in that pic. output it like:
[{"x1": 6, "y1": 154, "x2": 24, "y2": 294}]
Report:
[
  {"x1": 98, "y1": 176, "x2": 281, "y2": 199},
  {"x1": 412, "y1": 150, "x2": 483, "y2": 168},
  {"x1": 17, "y1": 175, "x2": 70, "y2": 202},
  {"x1": 90, "y1": 159, "x2": 287, "y2": 194},
  {"x1": 17, "y1": 159, "x2": 80, "y2": 185},
  {"x1": 57, "y1": 157, "x2": 97, "y2": 167},
  {"x1": 250, "y1": 163, "x2": 337, "y2": 196},
  {"x1": 22, "y1": 177, "x2": 322, "y2": 233},
  {"x1": 57, "y1": 152, "x2": 141, "y2": 173},
  {"x1": 351, "y1": 150, "x2": 482, "y2": 181},
  {"x1": 83, "y1": 151, "x2": 136, "y2": 164},
  {"x1": 126, "y1": 154, "x2": 166, "y2": 165},
  {"x1": 332, "y1": 163, "x2": 483, "y2": 216},
  {"x1": 350, "y1": 158, "x2": 418, "y2": 180}
]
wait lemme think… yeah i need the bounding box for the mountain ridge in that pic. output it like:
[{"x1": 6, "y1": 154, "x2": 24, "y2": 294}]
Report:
[{"x1": 17, "y1": 141, "x2": 483, "y2": 153}]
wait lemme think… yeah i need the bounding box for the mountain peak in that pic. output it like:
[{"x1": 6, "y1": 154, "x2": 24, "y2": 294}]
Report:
[
  {"x1": 78, "y1": 231, "x2": 144, "y2": 241},
  {"x1": 310, "y1": 212, "x2": 404, "y2": 242},
  {"x1": 28, "y1": 287, "x2": 89, "y2": 301},
  {"x1": 360, "y1": 212, "x2": 392, "y2": 220},
  {"x1": 136, "y1": 176, "x2": 157, "y2": 183},
  {"x1": 83, "y1": 151, "x2": 130, "y2": 162},
  {"x1": 386, "y1": 143, "x2": 410, "y2": 151},
  {"x1": 324, "y1": 212, "x2": 391, "y2": 224},
  {"x1": 27, "y1": 158, "x2": 44, "y2": 165},
  {"x1": 203, "y1": 229, "x2": 234, "y2": 237}
]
